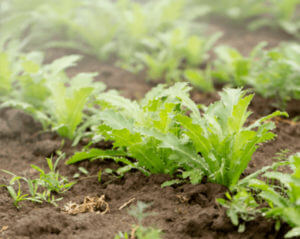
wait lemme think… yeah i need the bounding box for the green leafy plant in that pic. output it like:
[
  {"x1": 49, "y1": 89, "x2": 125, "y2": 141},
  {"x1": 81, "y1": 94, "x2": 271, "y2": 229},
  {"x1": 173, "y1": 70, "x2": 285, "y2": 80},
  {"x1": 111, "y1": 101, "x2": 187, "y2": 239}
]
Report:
[
  {"x1": 0, "y1": 36, "x2": 26, "y2": 99},
  {"x1": 246, "y1": 43, "x2": 300, "y2": 109},
  {"x1": 114, "y1": 201, "x2": 162, "y2": 239},
  {"x1": 1, "y1": 154, "x2": 75, "y2": 207},
  {"x1": 68, "y1": 83, "x2": 286, "y2": 189},
  {"x1": 68, "y1": 84, "x2": 186, "y2": 175},
  {"x1": 217, "y1": 151, "x2": 299, "y2": 237},
  {"x1": 250, "y1": 0, "x2": 300, "y2": 37},
  {"x1": 213, "y1": 42, "x2": 300, "y2": 108},
  {"x1": 212, "y1": 45, "x2": 252, "y2": 86},
  {"x1": 134, "y1": 29, "x2": 220, "y2": 83},
  {"x1": 0, "y1": 52, "x2": 13, "y2": 96},
  {"x1": 0, "y1": 176, "x2": 30, "y2": 208},
  {"x1": 176, "y1": 88, "x2": 287, "y2": 187},
  {"x1": 217, "y1": 189, "x2": 259, "y2": 232},
  {"x1": 249, "y1": 153, "x2": 300, "y2": 238},
  {"x1": 0, "y1": 40, "x2": 106, "y2": 139}
]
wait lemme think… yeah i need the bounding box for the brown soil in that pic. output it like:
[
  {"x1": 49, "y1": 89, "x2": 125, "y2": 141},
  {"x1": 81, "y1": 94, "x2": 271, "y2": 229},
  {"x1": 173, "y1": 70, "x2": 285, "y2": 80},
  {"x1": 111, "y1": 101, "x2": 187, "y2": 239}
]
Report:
[{"x1": 1, "y1": 19, "x2": 300, "y2": 239}]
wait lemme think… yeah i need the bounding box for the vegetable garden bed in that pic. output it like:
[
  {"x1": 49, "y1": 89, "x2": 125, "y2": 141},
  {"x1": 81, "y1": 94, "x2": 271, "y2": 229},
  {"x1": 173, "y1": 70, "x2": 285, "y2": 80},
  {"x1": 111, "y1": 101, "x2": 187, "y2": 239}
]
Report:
[
  {"x1": 1, "y1": 103, "x2": 299, "y2": 239},
  {"x1": 1, "y1": 1, "x2": 300, "y2": 238}
]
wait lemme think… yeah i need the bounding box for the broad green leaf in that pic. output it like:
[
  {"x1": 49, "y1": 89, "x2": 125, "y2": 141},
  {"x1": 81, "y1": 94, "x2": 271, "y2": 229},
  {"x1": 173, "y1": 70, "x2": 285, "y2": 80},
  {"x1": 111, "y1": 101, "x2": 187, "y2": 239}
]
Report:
[{"x1": 67, "y1": 149, "x2": 126, "y2": 164}]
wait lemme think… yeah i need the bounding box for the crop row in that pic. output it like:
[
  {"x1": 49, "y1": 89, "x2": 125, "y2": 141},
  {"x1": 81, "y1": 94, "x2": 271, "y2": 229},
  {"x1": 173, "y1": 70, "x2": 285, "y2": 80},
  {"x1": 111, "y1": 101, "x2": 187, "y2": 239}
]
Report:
[
  {"x1": 1, "y1": 0, "x2": 299, "y2": 108},
  {"x1": 0, "y1": 0, "x2": 300, "y2": 237},
  {"x1": 0, "y1": 37, "x2": 299, "y2": 237}
]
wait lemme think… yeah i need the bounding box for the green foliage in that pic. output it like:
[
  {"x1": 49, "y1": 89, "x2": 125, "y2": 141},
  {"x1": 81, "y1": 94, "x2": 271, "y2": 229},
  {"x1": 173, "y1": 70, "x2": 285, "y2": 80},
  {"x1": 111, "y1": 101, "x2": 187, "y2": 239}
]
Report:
[
  {"x1": 213, "y1": 43, "x2": 300, "y2": 108},
  {"x1": 184, "y1": 68, "x2": 214, "y2": 92},
  {"x1": 177, "y1": 88, "x2": 287, "y2": 188},
  {"x1": 213, "y1": 45, "x2": 252, "y2": 86},
  {"x1": 134, "y1": 29, "x2": 220, "y2": 84},
  {"x1": 0, "y1": 0, "x2": 204, "y2": 60},
  {"x1": 1, "y1": 154, "x2": 75, "y2": 208},
  {"x1": 114, "y1": 201, "x2": 162, "y2": 239},
  {"x1": 249, "y1": 153, "x2": 300, "y2": 238},
  {"x1": 68, "y1": 84, "x2": 187, "y2": 175},
  {"x1": 247, "y1": 43, "x2": 300, "y2": 108},
  {"x1": 0, "y1": 53, "x2": 13, "y2": 95},
  {"x1": 218, "y1": 152, "x2": 300, "y2": 237},
  {"x1": 217, "y1": 189, "x2": 259, "y2": 232},
  {"x1": 0, "y1": 176, "x2": 30, "y2": 208},
  {"x1": 0, "y1": 40, "x2": 105, "y2": 139},
  {"x1": 0, "y1": 0, "x2": 217, "y2": 89},
  {"x1": 68, "y1": 84, "x2": 285, "y2": 188}
]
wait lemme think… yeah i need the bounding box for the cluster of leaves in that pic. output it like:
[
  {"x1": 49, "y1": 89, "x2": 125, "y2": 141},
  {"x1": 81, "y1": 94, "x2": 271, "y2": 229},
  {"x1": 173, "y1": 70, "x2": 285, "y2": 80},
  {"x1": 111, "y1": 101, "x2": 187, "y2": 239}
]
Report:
[
  {"x1": 129, "y1": 28, "x2": 220, "y2": 90},
  {"x1": 218, "y1": 152, "x2": 300, "y2": 238},
  {"x1": 194, "y1": 0, "x2": 300, "y2": 37},
  {"x1": 212, "y1": 42, "x2": 300, "y2": 108},
  {"x1": 0, "y1": 0, "x2": 203, "y2": 60},
  {"x1": 68, "y1": 83, "x2": 286, "y2": 188},
  {"x1": 115, "y1": 201, "x2": 162, "y2": 239},
  {"x1": 0, "y1": 154, "x2": 75, "y2": 208},
  {"x1": 0, "y1": 0, "x2": 220, "y2": 87},
  {"x1": 2, "y1": 0, "x2": 298, "y2": 101},
  {"x1": 0, "y1": 38, "x2": 105, "y2": 139}
]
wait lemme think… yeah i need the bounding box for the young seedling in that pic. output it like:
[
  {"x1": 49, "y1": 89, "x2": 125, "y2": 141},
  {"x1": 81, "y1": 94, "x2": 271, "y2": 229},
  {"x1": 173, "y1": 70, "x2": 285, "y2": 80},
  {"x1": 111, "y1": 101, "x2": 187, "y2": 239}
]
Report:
[
  {"x1": 1, "y1": 154, "x2": 75, "y2": 207},
  {"x1": 0, "y1": 174, "x2": 29, "y2": 208},
  {"x1": 217, "y1": 189, "x2": 259, "y2": 233},
  {"x1": 115, "y1": 201, "x2": 162, "y2": 239}
]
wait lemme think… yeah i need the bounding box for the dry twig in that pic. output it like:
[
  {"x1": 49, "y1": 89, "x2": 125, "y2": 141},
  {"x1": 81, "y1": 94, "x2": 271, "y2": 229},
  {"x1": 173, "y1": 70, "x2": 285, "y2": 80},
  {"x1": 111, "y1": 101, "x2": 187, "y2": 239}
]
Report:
[{"x1": 119, "y1": 198, "x2": 136, "y2": 210}]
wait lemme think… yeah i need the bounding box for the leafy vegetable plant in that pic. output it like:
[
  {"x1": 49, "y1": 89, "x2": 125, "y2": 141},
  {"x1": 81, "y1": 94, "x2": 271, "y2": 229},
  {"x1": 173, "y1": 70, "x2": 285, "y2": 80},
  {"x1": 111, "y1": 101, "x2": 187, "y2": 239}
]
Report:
[
  {"x1": 213, "y1": 42, "x2": 300, "y2": 108},
  {"x1": 217, "y1": 152, "x2": 300, "y2": 238},
  {"x1": 68, "y1": 83, "x2": 286, "y2": 189},
  {"x1": 134, "y1": 29, "x2": 220, "y2": 84},
  {"x1": 176, "y1": 88, "x2": 287, "y2": 187},
  {"x1": 0, "y1": 40, "x2": 105, "y2": 139},
  {"x1": 249, "y1": 153, "x2": 300, "y2": 238}
]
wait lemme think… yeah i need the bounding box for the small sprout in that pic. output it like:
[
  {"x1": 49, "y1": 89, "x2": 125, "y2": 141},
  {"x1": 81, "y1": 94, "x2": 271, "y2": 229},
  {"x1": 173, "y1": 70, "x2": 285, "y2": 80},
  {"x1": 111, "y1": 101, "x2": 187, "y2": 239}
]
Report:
[
  {"x1": 78, "y1": 167, "x2": 89, "y2": 175},
  {"x1": 1, "y1": 154, "x2": 75, "y2": 208},
  {"x1": 115, "y1": 201, "x2": 162, "y2": 239}
]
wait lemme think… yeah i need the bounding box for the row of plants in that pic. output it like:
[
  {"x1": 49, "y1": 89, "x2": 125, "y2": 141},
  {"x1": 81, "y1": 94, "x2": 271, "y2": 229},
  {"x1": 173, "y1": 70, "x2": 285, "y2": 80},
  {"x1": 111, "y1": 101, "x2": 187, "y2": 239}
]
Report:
[
  {"x1": 1, "y1": 38, "x2": 299, "y2": 237},
  {"x1": 0, "y1": 2, "x2": 299, "y2": 236},
  {"x1": 1, "y1": 0, "x2": 299, "y2": 109},
  {"x1": 0, "y1": 0, "x2": 205, "y2": 63}
]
